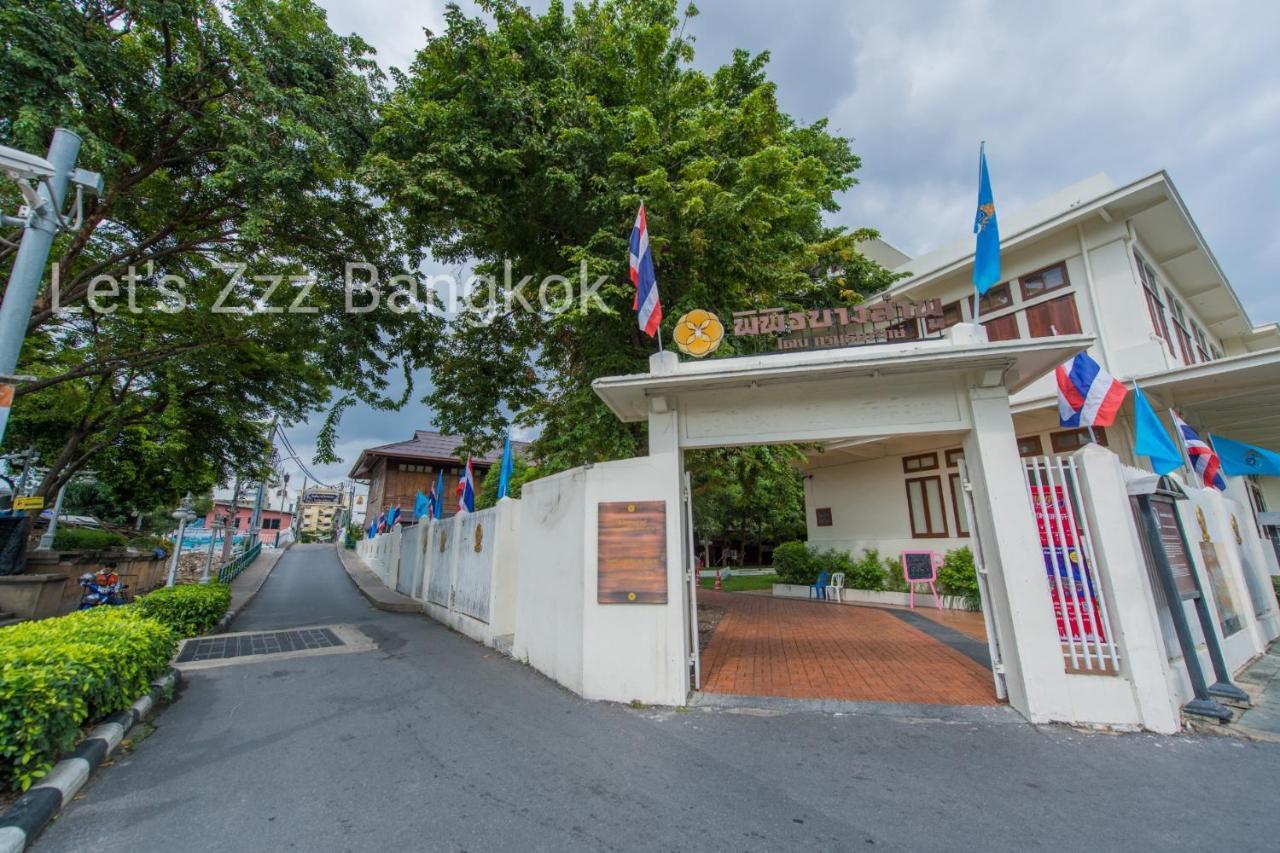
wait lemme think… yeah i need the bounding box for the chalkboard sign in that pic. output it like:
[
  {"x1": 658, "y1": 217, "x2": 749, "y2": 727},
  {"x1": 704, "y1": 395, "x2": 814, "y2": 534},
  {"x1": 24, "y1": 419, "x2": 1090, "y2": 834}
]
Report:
[
  {"x1": 902, "y1": 550, "x2": 938, "y2": 582},
  {"x1": 1152, "y1": 497, "x2": 1197, "y2": 600}
]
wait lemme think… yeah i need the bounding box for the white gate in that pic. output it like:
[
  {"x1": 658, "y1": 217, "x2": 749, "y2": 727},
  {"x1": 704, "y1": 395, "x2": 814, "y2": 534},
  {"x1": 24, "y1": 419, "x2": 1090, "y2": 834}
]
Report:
[{"x1": 1022, "y1": 455, "x2": 1121, "y2": 673}]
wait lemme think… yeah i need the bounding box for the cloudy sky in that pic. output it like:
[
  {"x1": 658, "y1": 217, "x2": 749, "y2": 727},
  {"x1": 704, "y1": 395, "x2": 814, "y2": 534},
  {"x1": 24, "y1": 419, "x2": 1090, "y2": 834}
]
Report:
[{"x1": 283, "y1": 0, "x2": 1280, "y2": 495}]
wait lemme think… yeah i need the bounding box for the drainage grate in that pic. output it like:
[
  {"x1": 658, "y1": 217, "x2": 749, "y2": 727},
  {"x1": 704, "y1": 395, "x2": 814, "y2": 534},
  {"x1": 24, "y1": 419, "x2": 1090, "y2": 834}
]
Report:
[{"x1": 176, "y1": 627, "x2": 345, "y2": 663}]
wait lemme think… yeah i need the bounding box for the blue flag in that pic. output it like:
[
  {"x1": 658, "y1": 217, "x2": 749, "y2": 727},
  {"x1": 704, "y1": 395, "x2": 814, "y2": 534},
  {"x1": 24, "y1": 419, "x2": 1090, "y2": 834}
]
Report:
[
  {"x1": 497, "y1": 433, "x2": 514, "y2": 500},
  {"x1": 1210, "y1": 434, "x2": 1280, "y2": 477},
  {"x1": 1133, "y1": 384, "x2": 1182, "y2": 475},
  {"x1": 972, "y1": 144, "x2": 1000, "y2": 295},
  {"x1": 434, "y1": 469, "x2": 445, "y2": 519},
  {"x1": 414, "y1": 490, "x2": 429, "y2": 520}
]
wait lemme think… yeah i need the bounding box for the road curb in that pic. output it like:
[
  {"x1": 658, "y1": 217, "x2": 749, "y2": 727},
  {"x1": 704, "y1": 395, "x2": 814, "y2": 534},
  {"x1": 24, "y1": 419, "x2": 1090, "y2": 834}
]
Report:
[
  {"x1": 214, "y1": 541, "x2": 291, "y2": 633},
  {"x1": 333, "y1": 543, "x2": 424, "y2": 614},
  {"x1": 0, "y1": 669, "x2": 181, "y2": 853}
]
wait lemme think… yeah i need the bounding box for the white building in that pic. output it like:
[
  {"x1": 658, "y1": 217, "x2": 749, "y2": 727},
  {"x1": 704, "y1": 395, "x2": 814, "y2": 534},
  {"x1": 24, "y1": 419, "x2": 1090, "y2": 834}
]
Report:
[{"x1": 805, "y1": 171, "x2": 1280, "y2": 566}]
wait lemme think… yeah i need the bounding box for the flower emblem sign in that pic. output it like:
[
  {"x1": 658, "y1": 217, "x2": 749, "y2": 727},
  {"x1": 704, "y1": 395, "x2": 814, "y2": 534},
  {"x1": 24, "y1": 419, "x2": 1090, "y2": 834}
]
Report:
[{"x1": 673, "y1": 309, "x2": 724, "y2": 357}]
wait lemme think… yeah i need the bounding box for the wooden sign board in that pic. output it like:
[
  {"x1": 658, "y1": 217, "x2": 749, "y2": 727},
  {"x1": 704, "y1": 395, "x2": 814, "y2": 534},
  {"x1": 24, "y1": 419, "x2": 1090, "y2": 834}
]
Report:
[
  {"x1": 598, "y1": 500, "x2": 667, "y2": 604},
  {"x1": 1153, "y1": 498, "x2": 1197, "y2": 599}
]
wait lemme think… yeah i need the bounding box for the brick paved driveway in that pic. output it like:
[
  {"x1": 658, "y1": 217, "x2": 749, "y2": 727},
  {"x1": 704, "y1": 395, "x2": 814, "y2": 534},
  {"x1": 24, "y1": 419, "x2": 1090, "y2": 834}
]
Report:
[{"x1": 698, "y1": 590, "x2": 997, "y2": 705}]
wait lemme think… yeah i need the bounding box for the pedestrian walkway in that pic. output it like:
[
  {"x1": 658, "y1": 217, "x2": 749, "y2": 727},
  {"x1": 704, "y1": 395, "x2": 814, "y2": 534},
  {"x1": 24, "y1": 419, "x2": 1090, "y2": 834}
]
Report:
[
  {"x1": 1234, "y1": 641, "x2": 1280, "y2": 740},
  {"x1": 698, "y1": 590, "x2": 997, "y2": 705}
]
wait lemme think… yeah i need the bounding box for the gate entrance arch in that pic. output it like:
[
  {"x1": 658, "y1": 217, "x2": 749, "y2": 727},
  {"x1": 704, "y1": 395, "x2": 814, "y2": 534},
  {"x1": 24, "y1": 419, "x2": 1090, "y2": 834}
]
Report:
[{"x1": 591, "y1": 324, "x2": 1092, "y2": 721}]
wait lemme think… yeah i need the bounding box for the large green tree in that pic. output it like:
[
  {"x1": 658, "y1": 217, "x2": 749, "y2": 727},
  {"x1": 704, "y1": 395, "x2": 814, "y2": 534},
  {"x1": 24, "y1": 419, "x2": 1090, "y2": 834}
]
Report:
[
  {"x1": 369, "y1": 0, "x2": 898, "y2": 471},
  {"x1": 0, "y1": 0, "x2": 439, "y2": 507}
]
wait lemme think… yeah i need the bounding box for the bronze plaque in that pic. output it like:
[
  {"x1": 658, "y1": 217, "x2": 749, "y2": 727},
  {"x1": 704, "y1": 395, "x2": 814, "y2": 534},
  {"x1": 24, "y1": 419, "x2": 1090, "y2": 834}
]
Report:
[
  {"x1": 1153, "y1": 499, "x2": 1197, "y2": 600},
  {"x1": 598, "y1": 501, "x2": 667, "y2": 604}
]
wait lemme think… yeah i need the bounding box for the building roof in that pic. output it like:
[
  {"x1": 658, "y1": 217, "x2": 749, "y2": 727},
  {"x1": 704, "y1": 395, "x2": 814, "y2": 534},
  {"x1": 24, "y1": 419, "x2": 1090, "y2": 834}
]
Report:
[
  {"x1": 887, "y1": 170, "x2": 1273, "y2": 344},
  {"x1": 347, "y1": 430, "x2": 528, "y2": 480}
]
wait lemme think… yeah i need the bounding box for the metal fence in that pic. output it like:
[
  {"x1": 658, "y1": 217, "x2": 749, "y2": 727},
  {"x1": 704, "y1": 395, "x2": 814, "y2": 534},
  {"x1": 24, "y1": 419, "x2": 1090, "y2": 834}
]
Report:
[
  {"x1": 217, "y1": 541, "x2": 262, "y2": 585},
  {"x1": 1022, "y1": 455, "x2": 1120, "y2": 674}
]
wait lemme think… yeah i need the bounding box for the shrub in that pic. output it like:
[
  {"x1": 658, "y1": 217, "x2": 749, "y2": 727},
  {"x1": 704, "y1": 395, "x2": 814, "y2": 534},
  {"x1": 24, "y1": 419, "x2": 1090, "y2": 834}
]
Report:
[
  {"x1": 129, "y1": 535, "x2": 171, "y2": 557},
  {"x1": 133, "y1": 583, "x2": 231, "y2": 637},
  {"x1": 937, "y1": 547, "x2": 980, "y2": 609},
  {"x1": 772, "y1": 541, "x2": 819, "y2": 584},
  {"x1": 844, "y1": 548, "x2": 886, "y2": 591},
  {"x1": 52, "y1": 527, "x2": 127, "y2": 551},
  {"x1": 882, "y1": 554, "x2": 910, "y2": 593},
  {"x1": 0, "y1": 608, "x2": 176, "y2": 790}
]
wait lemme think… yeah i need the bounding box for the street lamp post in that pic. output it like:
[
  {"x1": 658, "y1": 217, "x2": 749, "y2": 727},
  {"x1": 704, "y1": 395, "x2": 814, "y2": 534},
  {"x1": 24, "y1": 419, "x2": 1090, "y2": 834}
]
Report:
[
  {"x1": 165, "y1": 494, "x2": 197, "y2": 587},
  {"x1": 36, "y1": 480, "x2": 68, "y2": 550},
  {"x1": 0, "y1": 130, "x2": 94, "y2": 449}
]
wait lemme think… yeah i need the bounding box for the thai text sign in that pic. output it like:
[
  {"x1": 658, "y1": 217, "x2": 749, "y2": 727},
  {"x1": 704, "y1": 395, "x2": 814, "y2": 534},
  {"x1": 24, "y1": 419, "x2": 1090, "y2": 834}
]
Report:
[{"x1": 732, "y1": 298, "x2": 944, "y2": 352}]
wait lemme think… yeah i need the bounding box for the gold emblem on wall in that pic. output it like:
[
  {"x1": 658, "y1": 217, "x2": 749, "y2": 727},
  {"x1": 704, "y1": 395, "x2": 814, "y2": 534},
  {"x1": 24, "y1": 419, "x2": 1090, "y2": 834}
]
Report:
[
  {"x1": 474, "y1": 522, "x2": 484, "y2": 553},
  {"x1": 1196, "y1": 507, "x2": 1211, "y2": 543},
  {"x1": 673, "y1": 309, "x2": 724, "y2": 357},
  {"x1": 439, "y1": 530, "x2": 448, "y2": 553}
]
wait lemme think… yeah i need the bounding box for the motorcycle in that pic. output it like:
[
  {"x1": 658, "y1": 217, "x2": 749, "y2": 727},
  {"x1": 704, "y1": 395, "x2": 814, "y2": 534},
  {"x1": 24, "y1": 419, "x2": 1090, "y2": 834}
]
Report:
[{"x1": 77, "y1": 565, "x2": 129, "y2": 609}]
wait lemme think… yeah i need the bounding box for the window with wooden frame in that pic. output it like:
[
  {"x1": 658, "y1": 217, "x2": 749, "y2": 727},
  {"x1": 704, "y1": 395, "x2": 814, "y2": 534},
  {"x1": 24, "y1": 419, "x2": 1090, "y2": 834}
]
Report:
[
  {"x1": 1025, "y1": 293, "x2": 1082, "y2": 337},
  {"x1": 945, "y1": 448, "x2": 965, "y2": 468},
  {"x1": 975, "y1": 282, "x2": 1013, "y2": 314},
  {"x1": 902, "y1": 452, "x2": 939, "y2": 473},
  {"x1": 906, "y1": 475, "x2": 949, "y2": 538},
  {"x1": 1165, "y1": 289, "x2": 1196, "y2": 364},
  {"x1": 1191, "y1": 323, "x2": 1210, "y2": 362},
  {"x1": 1017, "y1": 435, "x2": 1044, "y2": 457},
  {"x1": 925, "y1": 300, "x2": 965, "y2": 333},
  {"x1": 1050, "y1": 427, "x2": 1108, "y2": 453},
  {"x1": 815, "y1": 507, "x2": 833, "y2": 527},
  {"x1": 983, "y1": 313, "x2": 1020, "y2": 341},
  {"x1": 948, "y1": 473, "x2": 970, "y2": 537},
  {"x1": 1019, "y1": 262, "x2": 1070, "y2": 301},
  {"x1": 1134, "y1": 252, "x2": 1171, "y2": 345}
]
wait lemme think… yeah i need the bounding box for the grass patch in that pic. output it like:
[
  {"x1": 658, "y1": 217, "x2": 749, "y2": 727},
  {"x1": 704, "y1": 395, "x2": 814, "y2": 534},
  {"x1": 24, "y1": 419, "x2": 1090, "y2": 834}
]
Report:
[{"x1": 699, "y1": 573, "x2": 781, "y2": 592}]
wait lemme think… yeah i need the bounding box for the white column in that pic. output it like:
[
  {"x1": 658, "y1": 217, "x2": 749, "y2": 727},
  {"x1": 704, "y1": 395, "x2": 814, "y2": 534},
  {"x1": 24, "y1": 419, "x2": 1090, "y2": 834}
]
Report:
[
  {"x1": 963, "y1": 385, "x2": 1070, "y2": 722},
  {"x1": 1073, "y1": 445, "x2": 1180, "y2": 733}
]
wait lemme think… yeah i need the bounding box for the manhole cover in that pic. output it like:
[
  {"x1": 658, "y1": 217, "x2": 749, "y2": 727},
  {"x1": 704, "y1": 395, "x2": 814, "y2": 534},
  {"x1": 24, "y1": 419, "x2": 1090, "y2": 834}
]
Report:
[{"x1": 177, "y1": 627, "x2": 346, "y2": 663}]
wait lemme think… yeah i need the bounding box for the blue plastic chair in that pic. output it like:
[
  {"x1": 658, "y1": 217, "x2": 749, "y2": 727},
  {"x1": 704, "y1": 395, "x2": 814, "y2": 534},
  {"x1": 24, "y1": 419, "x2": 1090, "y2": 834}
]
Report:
[{"x1": 810, "y1": 570, "x2": 829, "y2": 600}]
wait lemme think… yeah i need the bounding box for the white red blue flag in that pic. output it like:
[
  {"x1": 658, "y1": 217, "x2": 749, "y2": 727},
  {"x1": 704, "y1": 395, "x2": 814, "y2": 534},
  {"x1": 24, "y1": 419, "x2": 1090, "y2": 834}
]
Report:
[
  {"x1": 629, "y1": 203, "x2": 662, "y2": 337},
  {"x1": 1172, "y1": 412, "x2": 1227, "y2": 491},
  {"x1": 1055, "y1": 352, "x2": 1127, "y2": 428},
  {"x1": 456, "y1": 457, "x2": 476, "y2": 512}
]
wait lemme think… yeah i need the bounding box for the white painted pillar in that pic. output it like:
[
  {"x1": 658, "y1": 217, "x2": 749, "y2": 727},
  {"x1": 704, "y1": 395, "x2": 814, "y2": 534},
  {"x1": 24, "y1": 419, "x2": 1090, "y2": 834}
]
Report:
[
  {"x1": 962, "y1": 385, "x2": 1069, "y2": 722},
  {"x1": 1073, "y1": 445, "x2": 1180, "y2": 733}
]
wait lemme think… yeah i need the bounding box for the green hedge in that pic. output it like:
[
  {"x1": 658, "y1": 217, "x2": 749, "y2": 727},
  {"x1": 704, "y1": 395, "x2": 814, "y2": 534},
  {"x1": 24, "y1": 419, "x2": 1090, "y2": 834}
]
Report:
[
  {"x1": 0, "y1": 608, "x2": 177, "y2": 790},
  {"x1": 51, "y1": 527, "x2": 127, "y2": 551},
  {"x1": 772, "y1": 542, "x2": 979, "y2": 607},
  {"x1": 133, "y1": 583, "x2": 231, "y2": 637}
]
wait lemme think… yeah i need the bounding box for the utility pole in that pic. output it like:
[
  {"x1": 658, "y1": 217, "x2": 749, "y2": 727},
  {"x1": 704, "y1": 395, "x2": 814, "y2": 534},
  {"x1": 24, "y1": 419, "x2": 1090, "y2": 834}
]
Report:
[
  {"x1": 249, "y1": 417, "x2": 277, "y2": 548},
  {"x1": 292, "y1": 474, "x2": 308, "y2": 540},
  {"x1": 0, "y1": 130, "x2": 83, "y2": 449},
  {"x1": 221, "y1": 476, "x2": 241, "y2": 562}
]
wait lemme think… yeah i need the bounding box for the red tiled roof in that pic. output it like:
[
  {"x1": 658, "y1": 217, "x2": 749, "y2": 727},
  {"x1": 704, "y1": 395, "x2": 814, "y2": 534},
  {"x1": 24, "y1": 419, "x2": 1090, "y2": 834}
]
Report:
[{"x1": 347, "y1": 430, "x2": 528, "y2": 480}]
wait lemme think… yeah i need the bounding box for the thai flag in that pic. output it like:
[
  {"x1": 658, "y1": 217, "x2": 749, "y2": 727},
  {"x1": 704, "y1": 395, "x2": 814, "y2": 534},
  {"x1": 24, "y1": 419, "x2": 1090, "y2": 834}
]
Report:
[
  {"x1": 456, "y1": 457, "x2": 476, "y2": 512},
  {"x1": 1172, "y1": 412, "x2": 1227, "y2": 491},
  {"x1": 1055, "y1": 352, "x2": 1127, "y2": 428},
  {"x1": 629, "y1": 203, "x2": 663, "y2": 337},
  {"x1": 425, "y1": 482, "x2": 438, "y2": 519}
]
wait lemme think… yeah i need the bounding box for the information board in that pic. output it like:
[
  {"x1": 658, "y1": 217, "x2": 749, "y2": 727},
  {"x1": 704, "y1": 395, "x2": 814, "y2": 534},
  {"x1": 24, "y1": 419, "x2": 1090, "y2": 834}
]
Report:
[
  {"x1": 598, "y1": 501, "x2": 667, "y2": 604},
  {"x1": 1152, "y1": 498, "x2": 1197, "y2": 599}
]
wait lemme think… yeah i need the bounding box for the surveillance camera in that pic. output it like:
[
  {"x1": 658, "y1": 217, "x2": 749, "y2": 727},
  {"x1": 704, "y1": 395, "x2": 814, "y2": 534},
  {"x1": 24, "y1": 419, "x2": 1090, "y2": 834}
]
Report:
[
  {"x1": 71, "y1": 168, "x2": 104, "y2": 197},
  {"x1": 0, "y1": 145, "x2": 56, "y2": 182}
]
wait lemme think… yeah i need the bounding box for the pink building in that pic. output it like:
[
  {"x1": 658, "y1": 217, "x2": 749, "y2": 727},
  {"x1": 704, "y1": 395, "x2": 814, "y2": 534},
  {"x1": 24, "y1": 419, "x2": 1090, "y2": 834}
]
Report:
[{"x1": 203, "y1": 501, "x2": 294, "y2": 545}]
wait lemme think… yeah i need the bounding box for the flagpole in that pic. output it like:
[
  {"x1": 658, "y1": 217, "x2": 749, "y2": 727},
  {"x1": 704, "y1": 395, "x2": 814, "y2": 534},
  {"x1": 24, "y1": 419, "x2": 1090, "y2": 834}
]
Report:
[
  {"x1": 1169, "y1": 407, "x2": 1196, "y2": 480},
  {"x1": 657, "y1": 324, "x2": 665, "y2": 353}
]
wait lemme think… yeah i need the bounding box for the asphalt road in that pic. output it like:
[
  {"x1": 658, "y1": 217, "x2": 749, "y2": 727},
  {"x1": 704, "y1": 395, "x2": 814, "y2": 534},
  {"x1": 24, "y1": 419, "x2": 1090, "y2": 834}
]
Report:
[{"x1": 34, "y1": 543, "x2": 1280, "y2": 852}]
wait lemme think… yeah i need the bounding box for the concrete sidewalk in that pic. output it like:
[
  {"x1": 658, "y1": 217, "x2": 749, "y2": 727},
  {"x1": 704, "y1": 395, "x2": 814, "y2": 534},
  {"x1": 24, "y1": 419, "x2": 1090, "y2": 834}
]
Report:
[
  {"x1": 332, "y1": 543, "x2": 424, "y2": 613},
  {"x1": 218, "y1": 546, "x2": 286, "y2": 630},
  {"x1": 1234, "y1": 641, "x2": 1280, "y2": 741}
]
